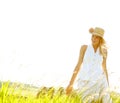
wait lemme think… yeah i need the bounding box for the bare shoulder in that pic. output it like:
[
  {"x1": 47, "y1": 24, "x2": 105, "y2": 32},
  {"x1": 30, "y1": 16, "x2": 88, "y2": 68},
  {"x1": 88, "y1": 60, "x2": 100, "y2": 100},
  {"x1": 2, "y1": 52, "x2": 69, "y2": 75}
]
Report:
[
  {"x1": 77, "y1": 45, "x2": 87, "y2": 63},
  {"x1": 80, "y1": 45, "x2": 87, "y2": 52},
  {"x1": 102, "y1": 47, "x2": 108, "y2": 58},
  {"x1": 103, "y1": 47, "x2": 107, "y2": 53},
  {"x1": 79, "y1": 45, "x2": 87, "y2": 56}
]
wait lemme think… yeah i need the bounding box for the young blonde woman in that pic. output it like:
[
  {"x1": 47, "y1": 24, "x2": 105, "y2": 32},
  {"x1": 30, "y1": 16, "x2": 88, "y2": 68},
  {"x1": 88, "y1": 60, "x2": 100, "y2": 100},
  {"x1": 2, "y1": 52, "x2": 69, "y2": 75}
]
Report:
[{"x1": 66, "y1": 27, "x2": 112, "y2": 103}]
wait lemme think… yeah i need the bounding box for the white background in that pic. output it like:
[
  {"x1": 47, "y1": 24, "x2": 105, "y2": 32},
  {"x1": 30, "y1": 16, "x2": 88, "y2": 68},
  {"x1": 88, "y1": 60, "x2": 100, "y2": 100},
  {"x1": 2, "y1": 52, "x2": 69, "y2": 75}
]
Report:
[{"x1": 0, "y1": 0, "x2": 120, "y2": 92}]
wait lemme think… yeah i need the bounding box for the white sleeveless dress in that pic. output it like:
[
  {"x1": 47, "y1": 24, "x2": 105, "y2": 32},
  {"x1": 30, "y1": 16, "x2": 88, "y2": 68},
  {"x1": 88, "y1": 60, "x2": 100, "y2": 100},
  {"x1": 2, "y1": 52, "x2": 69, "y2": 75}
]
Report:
[{"x1": 77, "y1": 44, "x2": 112, "y2": 103}]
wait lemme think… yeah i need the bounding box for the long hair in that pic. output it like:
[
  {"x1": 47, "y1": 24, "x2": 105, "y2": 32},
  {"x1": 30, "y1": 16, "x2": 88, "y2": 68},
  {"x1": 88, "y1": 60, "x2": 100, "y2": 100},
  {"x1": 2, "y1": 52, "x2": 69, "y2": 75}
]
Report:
[{"x1": 99, "y1": 37, "x2": 107, "y2": 58}]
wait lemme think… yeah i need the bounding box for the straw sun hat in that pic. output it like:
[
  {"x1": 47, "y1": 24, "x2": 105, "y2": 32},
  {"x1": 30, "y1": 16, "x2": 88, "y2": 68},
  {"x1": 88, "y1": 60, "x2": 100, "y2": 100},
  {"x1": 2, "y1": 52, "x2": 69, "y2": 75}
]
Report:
[{"x1": 89, "y1": 27, "x2": 104, "y2": 38}]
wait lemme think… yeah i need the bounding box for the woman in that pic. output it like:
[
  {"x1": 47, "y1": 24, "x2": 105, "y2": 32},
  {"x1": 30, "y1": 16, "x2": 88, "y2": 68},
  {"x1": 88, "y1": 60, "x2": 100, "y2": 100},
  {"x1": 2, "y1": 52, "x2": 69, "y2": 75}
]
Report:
[{"x1": 66, "y1": 27, "x2": 112, "y2": 103}]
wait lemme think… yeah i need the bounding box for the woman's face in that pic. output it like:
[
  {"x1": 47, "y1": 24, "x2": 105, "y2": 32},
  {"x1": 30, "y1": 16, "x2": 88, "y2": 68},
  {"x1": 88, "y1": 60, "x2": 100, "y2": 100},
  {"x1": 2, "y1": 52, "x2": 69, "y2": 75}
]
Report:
[{"x1": 91, "y1": 35, "x2": 101, "y2": 46}]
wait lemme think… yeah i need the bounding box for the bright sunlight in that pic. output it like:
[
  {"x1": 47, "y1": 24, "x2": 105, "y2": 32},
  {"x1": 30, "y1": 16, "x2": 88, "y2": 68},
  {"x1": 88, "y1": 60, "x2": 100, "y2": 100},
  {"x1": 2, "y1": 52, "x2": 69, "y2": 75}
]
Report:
[{"x1": 0, "y1": 0, "x2": 120, "y2": 93}]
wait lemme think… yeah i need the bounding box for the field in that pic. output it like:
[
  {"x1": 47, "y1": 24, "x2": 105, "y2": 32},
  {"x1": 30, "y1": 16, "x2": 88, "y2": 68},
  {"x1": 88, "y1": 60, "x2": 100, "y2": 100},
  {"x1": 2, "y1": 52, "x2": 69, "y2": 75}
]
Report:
[{"x1": 0, "y1": 81, "x2": 120, "y2": 103}]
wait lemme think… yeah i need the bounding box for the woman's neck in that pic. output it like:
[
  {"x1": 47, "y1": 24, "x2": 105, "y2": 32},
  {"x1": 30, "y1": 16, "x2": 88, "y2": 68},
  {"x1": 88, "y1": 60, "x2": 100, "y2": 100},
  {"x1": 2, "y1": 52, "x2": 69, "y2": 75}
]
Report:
[{"x1": 92, "y1": 44, "x2": 99, "y2": 53}]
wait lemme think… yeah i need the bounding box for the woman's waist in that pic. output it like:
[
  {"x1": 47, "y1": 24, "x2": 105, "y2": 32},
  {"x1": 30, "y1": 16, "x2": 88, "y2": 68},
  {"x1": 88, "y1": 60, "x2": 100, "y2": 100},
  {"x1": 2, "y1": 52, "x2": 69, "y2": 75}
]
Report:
[{"x1": 78, "y1": 72, "x2": 105, "y2": 80}]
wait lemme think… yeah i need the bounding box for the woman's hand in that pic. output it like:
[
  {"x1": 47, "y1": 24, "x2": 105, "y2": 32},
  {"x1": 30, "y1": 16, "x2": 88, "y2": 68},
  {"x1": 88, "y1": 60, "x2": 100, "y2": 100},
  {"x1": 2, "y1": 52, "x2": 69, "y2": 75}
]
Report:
[{"x1": 66, "y1": 84, "x2": 73, "y2": 95}]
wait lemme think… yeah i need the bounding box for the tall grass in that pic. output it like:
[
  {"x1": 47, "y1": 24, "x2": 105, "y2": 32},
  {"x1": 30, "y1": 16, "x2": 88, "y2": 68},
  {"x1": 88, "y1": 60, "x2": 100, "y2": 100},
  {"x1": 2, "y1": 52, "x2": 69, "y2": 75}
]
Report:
[{"x1": 0, "y1": 81, "x2": 120, "y2": 103}]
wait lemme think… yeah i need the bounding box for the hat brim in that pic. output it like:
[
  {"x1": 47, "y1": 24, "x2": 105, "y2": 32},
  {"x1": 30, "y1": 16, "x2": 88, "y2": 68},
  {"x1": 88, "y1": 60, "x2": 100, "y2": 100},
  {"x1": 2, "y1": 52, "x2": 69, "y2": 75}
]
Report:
[{"x1": 92, "y1": 32, "x2": 103, "y2": 38}]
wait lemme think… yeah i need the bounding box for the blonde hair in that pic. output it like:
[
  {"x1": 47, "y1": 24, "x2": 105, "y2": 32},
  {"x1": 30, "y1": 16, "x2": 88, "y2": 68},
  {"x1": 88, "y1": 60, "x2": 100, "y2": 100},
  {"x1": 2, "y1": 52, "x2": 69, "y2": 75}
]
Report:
[
  {"x1": 89, "y1": 27, "x2": 108, "y2": 58},
  {"x1": 99, "y1": 38, "x2": 107, "y2": 58}
]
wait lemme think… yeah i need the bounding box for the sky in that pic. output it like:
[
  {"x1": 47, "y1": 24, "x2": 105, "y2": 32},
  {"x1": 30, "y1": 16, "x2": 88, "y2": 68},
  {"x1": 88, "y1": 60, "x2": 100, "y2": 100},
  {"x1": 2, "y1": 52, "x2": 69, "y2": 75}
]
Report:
[{"x1": 0, "y1": 0, "x2": 120, "y2": 92}]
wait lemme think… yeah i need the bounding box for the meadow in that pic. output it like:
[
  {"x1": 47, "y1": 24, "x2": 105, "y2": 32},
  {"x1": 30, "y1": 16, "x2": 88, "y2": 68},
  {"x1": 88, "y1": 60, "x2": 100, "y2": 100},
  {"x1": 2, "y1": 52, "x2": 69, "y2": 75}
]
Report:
[{"x1": 0, "y1": 81, "x2": 120, "y2": 103}]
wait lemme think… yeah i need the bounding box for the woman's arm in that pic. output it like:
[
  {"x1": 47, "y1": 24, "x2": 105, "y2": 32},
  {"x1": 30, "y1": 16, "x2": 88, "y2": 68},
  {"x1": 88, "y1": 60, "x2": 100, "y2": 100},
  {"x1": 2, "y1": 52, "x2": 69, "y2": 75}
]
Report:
[
  {"x1": 66, "y1": 45, "x2": 87, "y2": 94},
  {"x1": 102, "y1": 49, "x2": 109, "y2": 86}
]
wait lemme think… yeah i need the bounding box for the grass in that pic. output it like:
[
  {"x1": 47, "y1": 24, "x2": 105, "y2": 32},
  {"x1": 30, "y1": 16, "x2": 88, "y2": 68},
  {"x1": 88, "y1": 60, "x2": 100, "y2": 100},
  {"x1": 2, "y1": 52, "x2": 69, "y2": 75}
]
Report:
[{"x1": 0, "y1": 81, "x2": 120, "y2": 103}]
